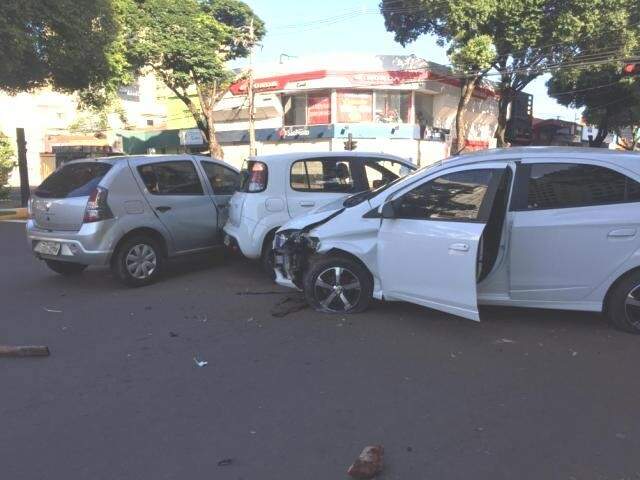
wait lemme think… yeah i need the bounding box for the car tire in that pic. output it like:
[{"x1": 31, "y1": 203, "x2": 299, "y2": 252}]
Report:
[
  {"x1": 45, "y1": 260, "x2": 87, "y2": 276},
  {"x1": 112, "y1": 235, "x2": 165, "y2": 287},
  {"x1": 261, "y1": 232, "x2": 276, "y2": 280},
  {"x1": 607, "y1": 270, "x2": 640, "y2": 334},
  {"x1": 303, "y1": 254, "x2": 373, "y2": 314}
]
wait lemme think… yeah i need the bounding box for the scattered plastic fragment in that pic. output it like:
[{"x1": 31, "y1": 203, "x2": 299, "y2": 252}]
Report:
[
  {"x1": 217, "y1": 458, "x2": 233, "y2": 467},
  {"x1": 43, "y1": 307, "x2": 62, "y2": 313},
  {"x1": 495, "y1": 338, "x2": 516, "y2": 344},
  {"x1": 193, "y1": 357, "x2": 208, "y2": 367},
  {"x1": 0, "y1": 345, "x2": 50, "y2": 357},
  {"x1": 347, "y1": 445, "x2": 384, "y2": 479}
]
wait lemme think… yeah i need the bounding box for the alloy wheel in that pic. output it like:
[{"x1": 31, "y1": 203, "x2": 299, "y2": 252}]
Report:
[
  {"x1": 125, "y1": 244, "x2": 157, "y2": 280},
  {"x1": 314, "y1": 266, "x2": 362, "y2": 312}
]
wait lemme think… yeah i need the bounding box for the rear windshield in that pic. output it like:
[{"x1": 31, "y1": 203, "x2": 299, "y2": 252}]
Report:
[
  {"x1": 36, "y1": 162, "x2": 112, "y2": 198},
  {"x1": 239, "y1": 160, "x2": 268, "y2": 193}
]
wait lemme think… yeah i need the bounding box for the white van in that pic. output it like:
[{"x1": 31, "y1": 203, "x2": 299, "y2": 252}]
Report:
[
  {"x1": 223, "y1": 151, "x2": 415, "y2": 272},
  {"x1": 273, "y1": 147, "x2": 640, "y2": 334}
]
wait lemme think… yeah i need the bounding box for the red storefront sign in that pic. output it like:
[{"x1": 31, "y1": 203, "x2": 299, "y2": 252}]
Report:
[
  {"x1": 307, "y1": 94, "x2": 331, "y2": 124},
  {"x1": 228, "y1": 69, "x2": 497, "y2": 99}
]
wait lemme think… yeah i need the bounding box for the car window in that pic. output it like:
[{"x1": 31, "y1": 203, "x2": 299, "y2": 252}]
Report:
[
  {"x1": 290, "y1": 159, "x2": 354, "y2": 193},
  {"x1": 525, "y1": 163, "x2": 640, "y2": 210},
  {"x1": 35, "y1": 162, "x2": 112, "y2": 198},
  {"x1": 201, "y1": 161, "x2": 240, "y2": 195},
  {"x1": 363, "y1": 159, "x2": 411, "y2": 189},
  {"x1": 395, "y1": 169, "x2": 498, "y2": 221},
  {"x1": 137, "y1": 161, "x2": 203, "y2": 195}
]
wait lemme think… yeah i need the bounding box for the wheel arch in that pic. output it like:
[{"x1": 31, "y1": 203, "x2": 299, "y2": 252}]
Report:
[
  {"x1": 261, "y1": 226, "x2": 281, "y2": 256},
  {"x1": 322, "y1": 248, "x2": 374, "y2": 282},
  {"x1": 111, "y1": 227, "x2": 169, "y2": 267},
  {"x1": 603, "y1": 265, "x2": 640, "y2": 315}
]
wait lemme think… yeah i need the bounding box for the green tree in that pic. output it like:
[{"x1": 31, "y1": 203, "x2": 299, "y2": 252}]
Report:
[
  {"x1": 380, "y1": 0, "x2": 605, "y2": 147},
  {"x1": 0, "y1": 134, "x2": 17, "y2": 200},
  {"x1": 449, "y1": 35, "x2": 496, "y2": 151},
  {"x1": 0, "y1": 0, "x2": 129, "y2": 103},
  {"x1": 123, "y1": 0, "x2": 265, "y2": 158},
  {"x1": 547, "y1": 2, "x2": 640, "y2": 147}
]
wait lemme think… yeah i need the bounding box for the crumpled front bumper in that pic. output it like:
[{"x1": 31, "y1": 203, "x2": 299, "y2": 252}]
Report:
[{"x1": 273, "y1": 231, "x2": 317, "y2": 290}]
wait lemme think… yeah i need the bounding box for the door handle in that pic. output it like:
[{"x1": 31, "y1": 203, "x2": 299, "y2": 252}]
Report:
[
  {"x1": 608, "y1": 228, "x2": 637, "y2": 238},
  {"x1": 449, "y1": 243, "x2": 470, "y2": 252},
  {"x1": 156, "y1": 206, "x2": 172, "y2": 213},
  {"x1": 299, "y1": 201, "x2": 316, "y2": 207}
]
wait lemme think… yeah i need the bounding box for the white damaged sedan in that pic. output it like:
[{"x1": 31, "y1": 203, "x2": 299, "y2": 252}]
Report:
[{"x1": 274, "y1": 147, "x2": 640, "y2": 334}]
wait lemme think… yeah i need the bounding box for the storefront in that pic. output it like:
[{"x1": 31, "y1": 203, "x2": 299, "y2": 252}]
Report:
[{"x1": 121, "y1": 54, "x2": 503, "y2": 169}]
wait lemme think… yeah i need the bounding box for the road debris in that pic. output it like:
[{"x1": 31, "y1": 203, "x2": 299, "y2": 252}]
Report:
[
  {"x1": 169, "y1": 331, "x2": 179, "y2": 338},
  {"x1": 217, "y1": 458, "x2": 233, "y2": 467},
  {"x1": 193, "y1": 357, "x2": 208, "y2": 367},
  {"x1": 43, "y1": 307, "x2": 62, "y2": 313},
  {"x1": 495, "y1": 338, "x2": 516, "y2": 344},
  {"x1": 347, "y1": 445, "x2": 384, "y2": 479},
  {"x1": 270, "y1": 295, "x2": 308, "y2": 318},
  {"x1": 0, "y1": 345, "x2": 50, "y2": 357}
]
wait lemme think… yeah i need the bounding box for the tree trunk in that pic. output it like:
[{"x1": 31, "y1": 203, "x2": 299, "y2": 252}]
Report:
[
  {"x1": 589, "y1": 116, "x2": 609, "y2": 148},
  {"x1": 495, "y1": 87, "x2": 513, "y2": 147},
  {"x1": 454, "y1": 77, "x2": 478, "y2": 153},
  {"x1": 204, "y1": 107, "x2": 224, "y2": 159}
]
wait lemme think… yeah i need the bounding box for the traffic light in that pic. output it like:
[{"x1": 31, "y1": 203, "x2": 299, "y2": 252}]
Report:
[
  {"x1": 343, "y1": 133, "x2": 357, "y2": 151},
  {"x1": 623, "y1": 62, "x2": 640, "y2": 76}
]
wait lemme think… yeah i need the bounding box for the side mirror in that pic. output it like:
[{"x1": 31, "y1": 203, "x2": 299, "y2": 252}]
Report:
[{"x1": 381, "y1": 202, "x2": 396, "y2": 219}]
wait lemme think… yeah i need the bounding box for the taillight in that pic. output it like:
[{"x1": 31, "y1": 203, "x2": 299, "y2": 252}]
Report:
[
  {"x1": 247, "y1": 162, "x2": 268, "y2": 192},
  {"x1": 83, "y1": 186, "x2": 113, "y2": 223}
]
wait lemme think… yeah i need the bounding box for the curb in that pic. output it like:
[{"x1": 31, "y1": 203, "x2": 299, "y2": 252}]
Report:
[{"x1": 0, "y1": 208, "x2": 28, "y2": 220}]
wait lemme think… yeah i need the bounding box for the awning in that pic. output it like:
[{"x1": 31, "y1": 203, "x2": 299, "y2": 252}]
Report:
[{"x1": 213, "y1": 93, "x2": 282, "y2": 122}]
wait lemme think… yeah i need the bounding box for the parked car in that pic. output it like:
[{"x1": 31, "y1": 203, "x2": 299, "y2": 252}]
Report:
[
  {"x1": 27, "y1": 155, "x2": 239, "y2": 286},
  {"x1": 273, "y1": 147, "x2": 640, "y2": 333},
  {"x1": 223, "y1": 151, "x2": 415, "y2": 273}
]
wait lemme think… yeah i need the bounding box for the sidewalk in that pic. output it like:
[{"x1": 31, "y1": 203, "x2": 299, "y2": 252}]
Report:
[
  {"x1": 0, "y1": 208, "x2": 28, "y2": 220},
  {"x1": 0, "y1": 188, "x2": 31, "y2": 220}
]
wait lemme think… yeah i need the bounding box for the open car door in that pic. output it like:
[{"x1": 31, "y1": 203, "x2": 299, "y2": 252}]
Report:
[{"x1": 377, "y1": 164, "x2": 509, "y2": 321}]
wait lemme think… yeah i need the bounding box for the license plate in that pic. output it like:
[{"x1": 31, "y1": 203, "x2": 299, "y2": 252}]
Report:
[{"x1": 34, "y1": 241, "x2": 61, "y2": 256}]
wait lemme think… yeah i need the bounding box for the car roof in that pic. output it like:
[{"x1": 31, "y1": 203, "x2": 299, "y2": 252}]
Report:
[
  {"x1": 61, "y1": 154, "x2": 202, "y2": 165},
  {"x1": 435, "y1": 146, "x2": 640, "y2": 171},
  {"x1": 253, "y1": 151, "x2": 412, "y2": 165}
]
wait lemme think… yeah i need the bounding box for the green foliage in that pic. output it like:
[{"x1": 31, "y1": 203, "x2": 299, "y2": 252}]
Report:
[
  {"x1": 0, "y1": 134, "x2": 17, "y2": 200},
  {"x1": 380, "y1": 0, "x2": 620, "y2": 144},
  {"x1": 0, "y1": 0, "x2": 128, "y2": 100},
  {"x1": 449, "y1": 35, "x2": 496, "y2": 74},
  {"x1": 121, "y1": 0, "x2": 264, "y2": 150},
  {"x1": 547, "y1": 0, "x2": 640, "y2": 145}
]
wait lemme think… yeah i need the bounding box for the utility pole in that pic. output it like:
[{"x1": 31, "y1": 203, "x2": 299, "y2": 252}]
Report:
[
  {"x1": 247, "y1": 18, "x2": 257, "y2": 157},
  {"x1": 16, "y1": 128, "x2": 29, "y2": 207}
]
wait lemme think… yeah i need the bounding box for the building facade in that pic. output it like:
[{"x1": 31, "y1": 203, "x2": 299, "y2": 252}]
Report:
[{"x1": 121, "y1": 54, "x2": 503, "y2": 169}]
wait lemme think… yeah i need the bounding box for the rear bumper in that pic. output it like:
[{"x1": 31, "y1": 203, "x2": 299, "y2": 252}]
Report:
[
  {"x1": 223, "y1": 220, "x2": 262, "y2": 259},
  {"x1": 26, "y1": 219, "x2": 119, "y2": 266}
]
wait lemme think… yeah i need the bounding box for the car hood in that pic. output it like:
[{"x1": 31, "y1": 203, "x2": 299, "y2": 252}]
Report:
[{"x1": 278, "y1": 206, "x2": 345, "y2": 232}]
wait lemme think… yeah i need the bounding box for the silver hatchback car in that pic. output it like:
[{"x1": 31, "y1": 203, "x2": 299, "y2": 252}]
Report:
[{"x1": 27, "y1": 155, "x2": 239, "y2": 286}]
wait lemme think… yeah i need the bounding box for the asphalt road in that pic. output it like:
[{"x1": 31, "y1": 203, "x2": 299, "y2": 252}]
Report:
[{"x1": 2, "y1": 221, "x2": 640, "y2": 480}]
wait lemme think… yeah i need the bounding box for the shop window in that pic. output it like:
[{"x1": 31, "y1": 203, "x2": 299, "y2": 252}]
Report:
[
  {"x1": 282, "y1": 92, "x2": 331, "y2": 126},
  {"x1": 336, "y1": 91, "x2": 373, "y2": 123},
  {"x1": 283, "y1": 95, "x2": 306, "y2": 126},
  {"x1": 375, "y1": 91, "x2": 410, "y2": 123}
]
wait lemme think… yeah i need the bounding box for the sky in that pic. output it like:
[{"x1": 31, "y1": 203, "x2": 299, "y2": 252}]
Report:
[{"x1": 240, "y1": 0, "x2": 581, "y2": 122}]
